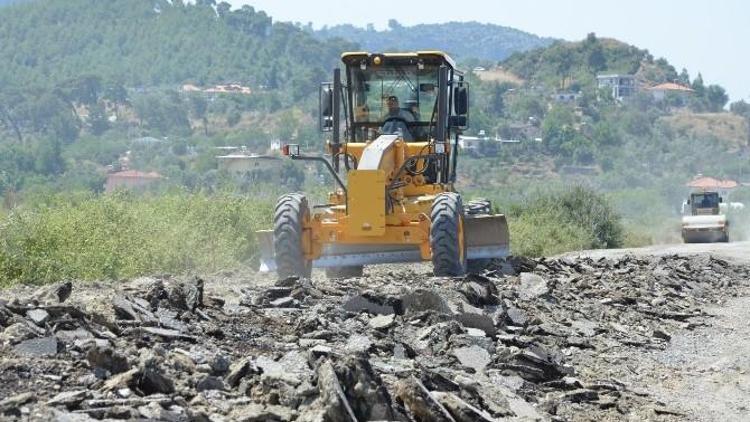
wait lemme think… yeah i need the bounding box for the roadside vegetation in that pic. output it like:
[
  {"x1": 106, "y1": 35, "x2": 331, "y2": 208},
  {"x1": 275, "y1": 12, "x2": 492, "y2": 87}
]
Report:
[
  {"x1": 501, "y1": 186, "x2": 624, "y2": 257},
  {"x1": 0, "y1": 1, "x2": 748, "y2": 284},
  {"x1": 0, "y1": 191, "x2": 272, "y2": 286},
  {"x1": 0, "y1": 186, "x2": 621, "y2": 285}
]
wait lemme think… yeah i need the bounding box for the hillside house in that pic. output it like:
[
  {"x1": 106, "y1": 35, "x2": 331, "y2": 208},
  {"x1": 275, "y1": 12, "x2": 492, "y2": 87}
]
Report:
[
  {"x1": 648, "y1": 82, "x2": 694, "y2": 102},
  {"x1": 181, "y1": 83, "x2": 252, "y2": 96},
  {"x1": 105, "y1": 170, "x2": 163, "y2": 192},
  {"x1": 596, "y1": 74, "x2": 636, "y2": 99}
]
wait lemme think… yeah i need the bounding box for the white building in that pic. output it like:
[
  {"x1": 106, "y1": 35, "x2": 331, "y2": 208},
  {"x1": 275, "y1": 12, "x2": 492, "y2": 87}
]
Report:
[{"x1": 596, "y1": 74, "x2": 636, "y2": 99}]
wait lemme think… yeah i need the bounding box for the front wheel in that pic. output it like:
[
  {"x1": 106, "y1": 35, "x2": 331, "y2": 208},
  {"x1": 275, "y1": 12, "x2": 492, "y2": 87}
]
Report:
[
  {"x1": 273, "y1": 193, "x2": 312, "y2": 279},
  {"x1": 430, "y1": 192, "x2": 467, "y2": 277}
]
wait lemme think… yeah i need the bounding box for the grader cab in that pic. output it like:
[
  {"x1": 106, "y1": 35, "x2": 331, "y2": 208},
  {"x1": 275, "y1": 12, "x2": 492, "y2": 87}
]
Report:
[{"x1": 259, "y1": 51, "x2": 509, "y2": 278}]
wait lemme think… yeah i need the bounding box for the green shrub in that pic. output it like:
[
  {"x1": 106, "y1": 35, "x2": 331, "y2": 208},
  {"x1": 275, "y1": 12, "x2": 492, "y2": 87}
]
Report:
[
  {"x1": 509, "y1": 208, "x2": 591, "y2": 256},
  {"x1": 0, "y1": 191, "x2": 272, "y2": 286},
  {"x1": 505, "y1": 186, "x2": 624, "y2": 256}
]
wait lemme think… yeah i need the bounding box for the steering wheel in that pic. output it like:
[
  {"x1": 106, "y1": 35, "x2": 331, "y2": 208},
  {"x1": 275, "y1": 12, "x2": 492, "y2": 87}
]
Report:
[
  {"x1": 381, "y1": 116, "x2": 411, "y2": 133},
  {"x1": 382, "y1": 116, "x2": 410, "y2": 126}
]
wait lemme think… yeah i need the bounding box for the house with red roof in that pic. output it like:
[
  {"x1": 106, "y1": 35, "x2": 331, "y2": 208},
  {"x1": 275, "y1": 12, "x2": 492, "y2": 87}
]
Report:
[
  {"x1": 105, "y1": 170, "x2": 164, "y2": 193},
  {"x1": 648, "y1": 82, "x2": 694, "y2": 102}
]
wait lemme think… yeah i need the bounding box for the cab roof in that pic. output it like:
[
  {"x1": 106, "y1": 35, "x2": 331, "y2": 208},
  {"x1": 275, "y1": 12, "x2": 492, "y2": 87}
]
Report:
[{"x1": 341, "y1": 51, "x2": 457, "y2": 70}]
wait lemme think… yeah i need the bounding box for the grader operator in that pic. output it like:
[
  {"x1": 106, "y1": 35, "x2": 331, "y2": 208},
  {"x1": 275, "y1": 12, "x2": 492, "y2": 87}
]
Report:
[{"x1": 258, "y1": 51, "x2": 509, "y2": 278}]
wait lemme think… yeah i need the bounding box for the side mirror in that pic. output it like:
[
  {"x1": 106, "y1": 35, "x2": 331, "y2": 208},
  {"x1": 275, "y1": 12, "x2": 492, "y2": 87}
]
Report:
[
  {"x1": 319, "y1": 83, "x2": 333, "y2": 132},
  {"x1": 720, "y1": 197, "x2": 723, "y2": 203},
  {"x1": 687, "y1": 199, "x2": 691, "y2": 205},
  {"x1": 449, "y1": 116, "x2": 467, "y2": 127},
  {"x1": 454, "y1": 86, "x2": 469, "y2": 116}
]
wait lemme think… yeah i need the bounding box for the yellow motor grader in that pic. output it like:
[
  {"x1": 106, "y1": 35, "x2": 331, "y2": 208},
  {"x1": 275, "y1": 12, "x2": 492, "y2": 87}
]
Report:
[{"x1": 258, "y1": 51, "x2": 509, "y2": 278}]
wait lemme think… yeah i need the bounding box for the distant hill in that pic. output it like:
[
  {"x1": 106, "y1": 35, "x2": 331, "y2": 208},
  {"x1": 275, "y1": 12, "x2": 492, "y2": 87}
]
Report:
[
  {"x1": 0, "y1": 0, "x2": 27, "y2": 6},
  {"x1": 0, "y1": 0, "x2": 355, "y2": 96},
  {"x1": 500, "y1": 35, "x2": 679, "y2": 92},
  {"x1": 312, "y1": 20, "x2": 554, "y2": 61}
]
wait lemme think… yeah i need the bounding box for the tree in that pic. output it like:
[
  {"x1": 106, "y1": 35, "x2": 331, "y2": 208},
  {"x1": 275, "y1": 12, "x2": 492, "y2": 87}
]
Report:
[
  {"x1": 103, "y1": 80, "x2": 128, "y2": 117},
  {"x1": 587, "y1": 44, "x2": 606, "y2": 72},
  {"x1": 35, "y1": 138, "x2": 65, "y2": 176},
  {"x1": 64, "y1": 75, "x2": 103, "y2": 106},
  {"x1": 27, "y1": 94, "x2": 80, "y2": 143},
  {"x1": 584, "y1": 33, "x2": 606, "y2": 72},
  {"x1": 546, "y1": 46, "x2": 574, "y2": 90},
  {"x1": 216, "y1": 1, "x2": 231, "y2": 17},
  {"x1": 730, "y1": 100, "x2": 750, "y2": 117},
  {"x1": 276, "y1": 110, "x2": 298, "y2": 142},
  {"x1": 705, "y1": 85, "x2": 728, "y2": 112},
  {"x1": 189, "y1": 94, "x2": 209, "y2": 136},
  {"x1": 488, "y1": 82, "x2": 512, "y2": 116},
  {"x1": 691, "y1": 73, "x2": 705, "y2": 96},
  {"x1": 388, "y1": 19, "x2": 402, "y2": 30},
  {"x1": 280, "y1": 160, "x2": 304, "y2": 190},
  {"x1": 132, "y1": 92, "x2": 191, "y2": 136},
  {"x1": 0, "y1": 97, "x2": 23, "y2": 143},
  {"x1": 591, "y1": 121, "x2": 621, "y2": 147},
  {"x1": 678, "y1": 68, "x2": 690, "y2": 85},
  {"x1": 88, "y1": 102, "x2": 110, "y2": 135},
  {"x1": 542, "y1": 105, "x2": 577, "y2": 155}
]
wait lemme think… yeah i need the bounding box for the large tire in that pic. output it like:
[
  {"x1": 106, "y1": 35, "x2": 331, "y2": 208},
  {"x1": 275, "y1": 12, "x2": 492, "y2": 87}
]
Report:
[
  {"x1": 430, "y1": 192, "x2": 467, "y2": 277},
  {"x1": 325, "y1": 266, "x2": 364, "y2": 279},
  {"x1": 273, "y1": 193, "x2": 312, "y2": 279}
]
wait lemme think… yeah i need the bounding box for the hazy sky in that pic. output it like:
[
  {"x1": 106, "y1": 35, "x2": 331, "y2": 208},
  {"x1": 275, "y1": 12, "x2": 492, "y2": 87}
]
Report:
[{"x1": 229, "y1": 0, "x2": 749, "y2": 103}]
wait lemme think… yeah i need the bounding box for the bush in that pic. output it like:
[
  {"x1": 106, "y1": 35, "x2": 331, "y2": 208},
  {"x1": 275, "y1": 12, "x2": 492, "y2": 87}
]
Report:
[
  {"x1": 0, "y1": 191, "x2": 272, "y2": 286},
  {"x1": 506, "y1": 186, "x2": 624, "y2": 256},
  {"x1": 509, "y1": 208, "x2": 591, "y2": 256}
]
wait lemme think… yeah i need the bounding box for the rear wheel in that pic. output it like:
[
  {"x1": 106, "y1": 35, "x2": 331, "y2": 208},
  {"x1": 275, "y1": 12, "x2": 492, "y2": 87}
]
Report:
[
  {"x1": 273, "y1": 193, "x2": 312, "y2": 279},
  {"x1": 325, "y1": 266, "x2": 364, "y2": 279},
  {"x1": 430, "y1": 192, "x2": 467, "y2": 277}
]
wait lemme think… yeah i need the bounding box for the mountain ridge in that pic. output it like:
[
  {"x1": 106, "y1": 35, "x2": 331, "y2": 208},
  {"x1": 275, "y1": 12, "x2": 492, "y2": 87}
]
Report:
[{"x1": 312, "y1": 19, "x2": 555, "y2": 61}]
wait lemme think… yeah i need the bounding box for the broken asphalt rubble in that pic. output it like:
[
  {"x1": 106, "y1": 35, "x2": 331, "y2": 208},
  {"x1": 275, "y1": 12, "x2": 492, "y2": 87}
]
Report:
[{"x1": 0, "y1": 255, "x2": 748, "y2": 421}]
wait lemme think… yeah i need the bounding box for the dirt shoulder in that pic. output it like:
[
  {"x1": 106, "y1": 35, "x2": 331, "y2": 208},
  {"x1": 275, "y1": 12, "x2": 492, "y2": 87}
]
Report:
[
  {"x1": 632, "y1": 296, "x2": 750, "y2": 421},
  {"x1": 566, "y1": 241, "x2": 750, "y2": 421}
]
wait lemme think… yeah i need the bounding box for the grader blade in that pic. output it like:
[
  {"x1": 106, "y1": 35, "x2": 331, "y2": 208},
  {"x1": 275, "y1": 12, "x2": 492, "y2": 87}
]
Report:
[
  {"x1": 465, "y1": 214, "x2": 510, "y2": 259},
  {"x1": 314, "y1": 244, "x2": 422, "y2": 267},
  {"x1": 258, "y1": 229, "x2": 422, "y2": 273},
  {"x1": 257, "y1": 230, "x2": 276, "y2": 272}
]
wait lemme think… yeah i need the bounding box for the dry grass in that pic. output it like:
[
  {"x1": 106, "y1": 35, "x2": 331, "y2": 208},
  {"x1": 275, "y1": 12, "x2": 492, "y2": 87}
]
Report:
[
  {"x1": 475, "y1": 67, "x2": 525, "y2": 85},
  {"x1": 660, "y1": 112, "x2": 749, "y2": 150}
]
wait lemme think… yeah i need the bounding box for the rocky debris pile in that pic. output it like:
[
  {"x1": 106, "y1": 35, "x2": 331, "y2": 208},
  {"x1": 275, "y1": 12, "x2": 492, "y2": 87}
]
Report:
[{"x1": 0, "y1": 254, "x2": 748, "y2": 421}]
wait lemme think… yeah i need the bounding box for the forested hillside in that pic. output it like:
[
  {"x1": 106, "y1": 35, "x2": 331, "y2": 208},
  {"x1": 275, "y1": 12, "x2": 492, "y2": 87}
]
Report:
[
  {"x1": 313, "y1": 20, "x2": 554, "y2": 61},
  {"x1": 0, "y1": 0, "x2": 353, "y2": 93},
  {"x1": 500, "y1": 35, "x2": 729, "y2": 112},
  {"x1": 0, "y1": 0, "x2": 358, "y2": 196},
  {"x1": 0, "y1": 0, "x2": 747, "y2": 249}
]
